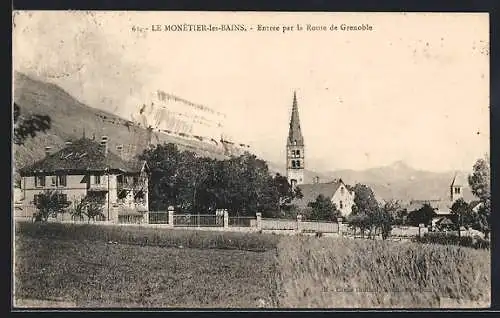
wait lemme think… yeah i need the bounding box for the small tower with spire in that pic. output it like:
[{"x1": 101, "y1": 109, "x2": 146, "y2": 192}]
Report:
[
  {"x1": 450, "y1": 172, "x2": 465, "y2": 202},
  {"x1": 286, "y1": 91, "x2": 305, "y2": 188}
]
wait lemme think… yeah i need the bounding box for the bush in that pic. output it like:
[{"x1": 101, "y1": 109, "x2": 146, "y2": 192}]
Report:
[
  {"x1": 15, "y1": 221, "x2": 279, "y2": 252},
  {"x1": 414, "y1": 232, "x2": 489, "y2": 249}
]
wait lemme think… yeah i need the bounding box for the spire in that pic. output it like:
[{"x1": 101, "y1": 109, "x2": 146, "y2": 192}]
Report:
[{"x1": 287, "y1": 91, "x2": 304, "y2": 146}]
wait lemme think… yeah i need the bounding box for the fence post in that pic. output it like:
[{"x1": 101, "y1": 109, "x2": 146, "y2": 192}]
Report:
[
  {"x1": 337, "y1": 217, "x2": 343, "y2": 236},
  {"x1": 296, "y1": 214, "x2": 303, "y2": 234},
  {"x1": 256, "y1": 212, "x2": 262, "y2": 230},
  {"x1": 168, "y1": 206, "x2": 174, "y2": 228},
  {"x1": 223, "y1": 209, "x2": 229, "y2": 228}
]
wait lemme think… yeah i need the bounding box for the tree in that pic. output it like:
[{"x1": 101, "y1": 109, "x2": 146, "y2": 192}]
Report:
[
  {"x1": 377, "y1": 200, "x2": 401, "y2": 239},
  {"x1": 70, "y1": 194, "x2": 106, "y2": 222},
  {"x1": 347, "y1": 212, "x2": 370, "y2": 238},
  {"x1": 307, "y1": 194, "x2": 341, "y2": 221},
  {"x1": 351, "y1": 184, "x2": 382, "y2": 238},
  {"x1": 450, "y1": 198, "x2": 475, "y2": 238},
  {"x1": 273, "y1": 173, "x2": 303, "y2": 216},
  {"x1": 14, "y1": 103, "x2": 51, "y2": 146},
  {"x1": 407, "y1": 203, "x2": 436, "y2": 227},
  {"x1": 352, "y1": 183, "x2": 379, "y2": 215},
  {"x1": 33, "y1": 190, "x2": 70, "y2": 222},
  {"x1": 468, "y1": 156, "x2": 491, "y2": 239}
]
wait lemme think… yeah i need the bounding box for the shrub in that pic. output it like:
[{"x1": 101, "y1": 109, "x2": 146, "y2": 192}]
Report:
[
  {"x1": 414, "y1": 232, "x2": 489, "y2": 250},
  {"x1": 33, "y1": 190, "x2": 71, "y2": 222}
]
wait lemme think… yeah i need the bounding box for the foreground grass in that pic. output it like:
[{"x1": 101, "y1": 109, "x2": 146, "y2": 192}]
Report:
[
  {"x1": 16, "y1": 221, "x2": 279, "y2": 252},
  {"x1": 276, "y1": 236, "x2": 491, "y2": 308},
  {"x1": 14, "y1": 222, "x2": 491, "y2": 308},
  {"x1": 15, "y1": 236, "x2": 278, "y2": 308}
]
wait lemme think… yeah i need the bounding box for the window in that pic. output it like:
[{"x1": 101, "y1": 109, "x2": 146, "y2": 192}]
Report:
[
  {"x1": 340, "y1": 187, "x2": 345, "y2": 195},
  {"x1": 293, "y1": 140, "x2": 297, "y2": 145},
  {"x1": 339, "y1": 200, "x2": 344, "y2": 209},
  {"x1": 58, "y1": 175, "x2": 67, "y2": 187},
  {"x1": 291, "y1": 150, "x2": 295, "y2": 156},
  {"x1": 95, "y1": 175, "x2": 101, "y2": 184},
  {"x1": 291, "y1": 160, "x2": 296, "y2": 168},
  {"x1": 296, "y1": 160, "x2": 301, "y2": 168},
  {"x1": 117, "y1": 175, "x2": 124, "y2": 183},
  {"x1": 33, "y1": 194, "x2": 40, "y2": 205},
  {"x1": 133, "y1": 176, "x2": 139, "y2": 184},
  {"x1": 50, "y1": 176, "x2": 57, "y2": 187},
  {"x1": 454, "y1": 187, "x2": 461, "y2": 194},
  {"x1": 296, "y1": 150, "x2": 300, "y2": 156},
  {"x1": 35, "y1": 175, "x2": 45, "y2": 188}
]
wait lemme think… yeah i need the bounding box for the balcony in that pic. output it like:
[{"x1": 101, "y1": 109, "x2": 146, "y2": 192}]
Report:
[{"x1": 117, "y1": 182, "x2": 147, "y2": 192}]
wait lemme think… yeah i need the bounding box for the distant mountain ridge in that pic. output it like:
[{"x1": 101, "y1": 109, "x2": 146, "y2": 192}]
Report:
[{"x1": 268, "y1": 160, "x2": 475, "y2": 203}]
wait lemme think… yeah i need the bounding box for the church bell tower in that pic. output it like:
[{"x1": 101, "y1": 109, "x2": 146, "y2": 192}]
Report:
[{"x1": 286, "y1": 91, "x2": 305, "y2": 187}]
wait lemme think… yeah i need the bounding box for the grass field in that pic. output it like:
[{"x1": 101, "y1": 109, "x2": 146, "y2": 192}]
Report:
[
  {"x1": 13, "y1": 222, "x2": 491, "y2": 308},
  {"x1": 275, "y1": 236, "x2": 490, "y2": 308},
  {"x1": 14, "y1": 236, "x2": 278, "y2": 308}
]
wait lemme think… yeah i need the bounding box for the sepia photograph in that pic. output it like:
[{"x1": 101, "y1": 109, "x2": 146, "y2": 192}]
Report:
[{"x1": 12, "y1": 11, "x2": 490, "y2": 309}]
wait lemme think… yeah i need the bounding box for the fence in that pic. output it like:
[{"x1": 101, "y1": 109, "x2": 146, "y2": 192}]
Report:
[
  {"x1": 301, "y1": 220, "x2": 339, "y2": 233},
  {"x1": 261, "y1": 218, "x2": 298, "y2": 230},
  {"x1": 173, "y1": 214, "x2": 224, "y2": 227},
  {"x1": 228, "y1": 216, "x2": 256, "y2": 227},
  {"x1": 149, "y1": 211, "x2": 169, "y2": 224}
]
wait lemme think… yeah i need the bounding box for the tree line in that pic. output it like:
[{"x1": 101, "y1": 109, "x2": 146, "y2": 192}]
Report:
[{"x1": 139, "y1": 143, "x2": 302, "y2": 217}]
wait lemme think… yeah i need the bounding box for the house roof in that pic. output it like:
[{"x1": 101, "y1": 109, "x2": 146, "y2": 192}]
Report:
[
  {"x1": 19, "y1": 138, "x2": 147, "y2": 175},
  {"x1": 451, "y1": 172, "x2": 468, "y2": 187},
  {"x1": 406, "y1": 199, "x2": 451, "y2": 212},
  {"x1": 293, "y1": 179, "x2": 350, "y2": 209}
]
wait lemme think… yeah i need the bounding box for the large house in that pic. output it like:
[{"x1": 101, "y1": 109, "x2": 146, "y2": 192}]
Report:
[
  {"x1": 18, "y1": 136, "x2": 150, "y2": 223},
  {"x1": 293, "y1": 177, "x2": 355, "y2": 218}
]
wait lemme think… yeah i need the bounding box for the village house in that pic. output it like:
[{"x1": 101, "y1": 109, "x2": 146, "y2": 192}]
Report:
[
  {"x1": 405, "y1": 172, "x2": 479, "y2": 229},
  {"x1": 292, "y1": 177, "x2": 356, "y2": 218},
  {"x1": 18, "y1": 136, "x2": 150, "y2": 223}
]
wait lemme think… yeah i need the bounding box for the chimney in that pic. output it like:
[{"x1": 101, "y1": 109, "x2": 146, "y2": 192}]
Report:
[
  {"x1": 100, "y1": 136, "x2": 108, "y2": 156},
  {"x1": 44, "y1": 146, "x2": 52, "y2": 157},
  {"x1": 116, "y1": 144, "x2": 124, "y2": 159},
  {"x1": 314, "y1": 176, "x2": 320, "y2": 184}
]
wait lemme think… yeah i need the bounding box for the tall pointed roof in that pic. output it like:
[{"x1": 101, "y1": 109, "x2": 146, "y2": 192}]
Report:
[
  {"x1": 451, "y1": 171, "x2": 467, "y2": 187},
  {"x1": 287, "y1": 91, "x2": 304, "y2": 146}
]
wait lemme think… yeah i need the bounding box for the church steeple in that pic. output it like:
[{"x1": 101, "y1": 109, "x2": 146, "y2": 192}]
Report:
[
  {"x1": 286, "y1": 91, "x2": 305, "y2": 187},
  {"x1": 287, "y1": 91, "x2": 304, "y2": 146}
]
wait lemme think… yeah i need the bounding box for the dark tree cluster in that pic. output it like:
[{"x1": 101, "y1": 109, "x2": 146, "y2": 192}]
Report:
[{"x1": 139, "y1": 143, "x2": 299, "y2": 216}]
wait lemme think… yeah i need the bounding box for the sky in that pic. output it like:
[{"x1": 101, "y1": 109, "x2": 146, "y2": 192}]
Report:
[{"x1": 12, "y1": 11, "x2": 489, "y2": 172}]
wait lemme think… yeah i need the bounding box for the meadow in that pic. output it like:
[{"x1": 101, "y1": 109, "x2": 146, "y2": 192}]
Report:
[{"x1": 13, "y1": 221, "x2": 491, "y2": 308}]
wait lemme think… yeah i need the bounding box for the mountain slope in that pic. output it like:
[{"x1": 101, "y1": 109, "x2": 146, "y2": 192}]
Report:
[{"x1": 13, "y1": 72, "x2": 245, "y2": 177}]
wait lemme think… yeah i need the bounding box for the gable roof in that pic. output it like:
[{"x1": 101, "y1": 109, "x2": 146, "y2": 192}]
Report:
[
  {"x1": 19, "y1": 138, "x2": 146, "y2": 175},
  {"x1": 451, "y1": 171, "x2": 468, "y2": 187},
  {"x1": 293, "y1": 179, "x2": 350, "y2": 209}
]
